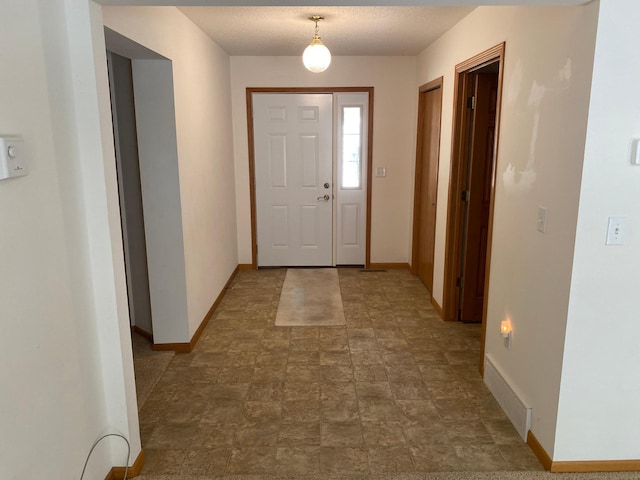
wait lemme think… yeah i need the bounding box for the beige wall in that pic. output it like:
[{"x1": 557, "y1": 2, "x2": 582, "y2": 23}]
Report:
[
  {"x1": 416, "y1": 4, "x2": 599, "y2": 454},
  {"x1": 230, "y1": 56, "x2": 417, "y2": 265},
  {"x1": 103, "y1": 6, "x2": 238, "y2": 338}
]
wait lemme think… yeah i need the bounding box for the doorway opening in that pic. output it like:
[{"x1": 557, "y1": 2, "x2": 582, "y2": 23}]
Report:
[
  {"x1": 442, "y1": 43, "x2": 505, "y2": 374},
  {"x1": 411, "y1": 77, "x2": 444, "y2": 301},
  {"x1": 246, "y1": 88, "x2": 374, "y2": 269}
]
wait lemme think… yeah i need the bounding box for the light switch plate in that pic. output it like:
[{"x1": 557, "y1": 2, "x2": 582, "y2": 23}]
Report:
[
  {"x1": 537, "y1": 206, "x2": 547, "y2": 233},
  {"x1": 631, "y1": 139, "x2": 640, "y2": 165},
  {"x1": 0, "y1": 137, "x2": 28, "y2": 180},
  {"x1": 375, "y1": 167, "x2": 386, "y2": 177}
]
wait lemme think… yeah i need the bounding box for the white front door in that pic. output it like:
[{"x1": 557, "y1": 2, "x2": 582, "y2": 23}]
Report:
[{"x1": 253, "y1": 93, "x2": 333, "y2": 267}]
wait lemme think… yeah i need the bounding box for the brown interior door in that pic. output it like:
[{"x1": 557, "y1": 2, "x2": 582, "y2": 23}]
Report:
[
  {"x1": 416, "y1": 85, "x2": 442, "y2": 292},
  {"x1": 459, "y1": 72, "x2": 498, "y2": 322}
]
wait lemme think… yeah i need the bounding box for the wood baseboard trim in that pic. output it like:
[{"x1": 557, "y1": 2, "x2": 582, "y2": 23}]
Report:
[
  {"x1": 367, "y1": 262, "x2": 410, "y2": 270},
  {"x1": 527, "y1": 430, "x2": 553, "y2": 471},
  {"x1": 527, "y1": 430, "x2": 640, "y2": 472},
  {"x1": 430, "y1": 296, "x2": 444, "y2": 319},
  {"x1": 238, "y1": 263, "x2": 253, "y2": 270},
  {"x1": 551, "y1": 460, "x2": 640, "y2": 473},
  {"x1": 105, "y1": 449, "x2": 144, "y2": 480},
  {"x1": 130, "y1": 325, "x2": 152, "y2": 342},
  {"x1": 151, "y1": 265, "x2": 240, "y2": 354}
]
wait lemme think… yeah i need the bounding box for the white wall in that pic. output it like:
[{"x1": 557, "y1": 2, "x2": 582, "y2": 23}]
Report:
[
  {"x1": 0, "y1": 0, "x2": 139, "y2": 477},
  {"x1": 416, "y1": 4, "x2": 599, "y2": 455},
  {"x1": 230, "y1": 56, "x2": 417, "y2": 265},
  {"x1": 555, "y1": 0, "x2": 640, "y2": 461},
  {"x1": 131, "y1": 59, "x2": 190, "y2": 343},
  {"x1": 102, "y1": 6, "x2": 238, "y2": 339}
]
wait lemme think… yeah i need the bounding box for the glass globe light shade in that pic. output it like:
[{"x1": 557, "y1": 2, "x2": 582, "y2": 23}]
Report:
[{"x1": 303, "y1": 38, "x2": 331, "y2": 73}]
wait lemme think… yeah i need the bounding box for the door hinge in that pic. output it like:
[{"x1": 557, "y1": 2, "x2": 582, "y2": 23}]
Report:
[
  {"x1": 461, "y1": 190, "x2": 470, "y2": 202},
  {"x1": 467, "y1": 95, "x2": 476, "y2": 110},
  {"x1": 456, "y1": 276, "x2": 464, "y2": 288}
]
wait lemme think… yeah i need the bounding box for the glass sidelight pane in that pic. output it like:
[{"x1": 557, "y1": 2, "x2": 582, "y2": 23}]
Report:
[{"x1": 341, "y1": 106, "x2": 362, "y2": 189}]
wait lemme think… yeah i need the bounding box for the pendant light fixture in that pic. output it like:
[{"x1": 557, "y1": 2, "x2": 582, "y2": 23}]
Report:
[{"x1": 303, "y1": 16, "x2": 331, "y2": 73}]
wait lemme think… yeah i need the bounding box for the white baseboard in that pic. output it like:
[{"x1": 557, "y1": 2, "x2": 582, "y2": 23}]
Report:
[{"x1": 484, "y1": 354, "x2": 531, "y2": 441}]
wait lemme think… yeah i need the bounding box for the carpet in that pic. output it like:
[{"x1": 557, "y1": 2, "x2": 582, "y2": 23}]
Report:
[
  {"x1": 275, "y1": 268, "x2": 346, "y2": 327},
  {"x1": 133, "y1": 472, "x2": 640, "y2": 480}
]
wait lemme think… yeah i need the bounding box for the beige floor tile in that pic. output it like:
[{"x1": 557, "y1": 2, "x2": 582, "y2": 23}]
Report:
[
  {"x1": 361, "y1": 421, "x2": 407, "y2": 446},
  {"x1": 243, "y1": 401, "x2": 282, "y2": 422},
  {"x1": 181, "y1": 448, "x2": 230, "y2": 475},
  {"x1": 227, "y1": 447, "x2": 278, "y2": 474},
  {"x1": 358, "y1": 397, "x2": 400, "y2": 422},
  {"x1": 356, "y1": 381, "x2": 393, "y2": 399},
  {"x1": 368, "y1": 446, "x2": 415, "y2": 473},
  {"x1": 234, "y1": 421, "x2": 280, "y2": 446},
  {"x1": 320, "y1": 446, "x2": 369, "y2": 474},
  {"x1": 391, "y1": 381, "x2": 430, "y2": 400},
  {"x1": 498, "y1": 444, "x2": 545, "y2": 470},
  {"x1": 353, "y1": 364, "x2": 388, "y2": 382},
  {"x1": 208, "y1": 383, "x2": 249, "y2": 400},
  {"x1": 321, "y1": 420, "x2": 363, "y2": 446},
  {"x1": 321, "y1": 399, "x2": 360, "y2": 422},
  {"x1": 140, "y1": 448, "x2": 186, "y2": 475},
  {"x1": 482, "y1": 417, "x2": 526, "y2": 445},
  {"x1": 247, "y1": 381, "x2": 284, "y2": 401},
  {"x1": 283, "y1": 381, "x2": 320, "y2": 401},
  {"x1": 278, "y1": 421, "x2": 321, "y2": 445},
  {"x1": 276, "y1": 446, "x2": 321, "y2": 474},
  {"x1": 191, "y1": 423, "x2": 235, "y2": 447},
  {"x1": 253, "y1": 364, "x2": 287, "y2": 382},
  {"x1": 135, "y1": 268, "x2": 539, "y2": 476},
  {"x1": 402, "y1": 421, "x2": 450, "y2": 445},
  {"x1": 145, "y1": 422, "x2": 198, "y2": 449},
  {"x1": 282, "y1": 400, "x2": 320, "y2": 423},
  {"x1": 319, "y1": 364, "x2": 354, "y2": 382},
  {"x1": 396, "y1": 399, "x2": 441, "y2": 424},
  {"x1": 200, "y1": 399, "x2": 243, "y2": 424}
]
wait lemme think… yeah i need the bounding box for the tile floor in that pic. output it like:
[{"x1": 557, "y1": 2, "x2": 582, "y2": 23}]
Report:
[{"x1": 138, "y1": 268, "x2": 543, "y2": 475}]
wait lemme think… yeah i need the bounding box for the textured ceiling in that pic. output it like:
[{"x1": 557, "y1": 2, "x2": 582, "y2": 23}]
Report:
[{"x1": 177, "y1": 6, "x2": 476, "y2": 56}]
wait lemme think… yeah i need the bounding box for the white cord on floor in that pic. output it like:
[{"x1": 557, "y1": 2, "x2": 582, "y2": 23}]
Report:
[{"x1": 79, "y1": 432, "x2": 130, "y2": 480}]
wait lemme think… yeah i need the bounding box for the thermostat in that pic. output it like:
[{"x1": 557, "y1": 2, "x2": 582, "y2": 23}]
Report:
[{"x1": 0, "y1": 137, "x2": 28, "y2": 180}]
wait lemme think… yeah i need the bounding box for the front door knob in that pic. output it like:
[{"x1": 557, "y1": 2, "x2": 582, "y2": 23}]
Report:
[{"x1": 317, "y1": 194, "x2": 330, "y2": 201}]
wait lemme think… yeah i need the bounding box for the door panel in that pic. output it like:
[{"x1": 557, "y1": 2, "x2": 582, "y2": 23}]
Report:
[
  {"x1": 414, "y1": 82, "x2": 442, "y2": 293},
  {"x1": 460, "y1": 72, "x2": 498, "y2": 322},
  {"x1": 253, "y1": 93, "x2": 333, "y2": 266},
  {"x1": 341, "y1": 203, "x2": 360, "y2": 246}
]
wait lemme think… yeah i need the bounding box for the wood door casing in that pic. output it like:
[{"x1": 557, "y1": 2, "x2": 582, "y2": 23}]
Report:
[
  {"x1": 412, "y1": 78, "x2": 443, "y2": 294},
  {"x1": 442, "y1": 43, "x2": 505, "y2": 375},
  {"x1": 459, "y1": 72, "x2": 499, "y2": 322},
  {"x1": 246, "y1": 87, "x2": 375, "y2": 269}
]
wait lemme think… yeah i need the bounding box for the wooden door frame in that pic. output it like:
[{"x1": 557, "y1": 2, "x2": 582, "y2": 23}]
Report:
[
  {"x1": 411, "y1": 77, "x2": 444, "y2": 288},
  {"x1": 441, "y1": 43, "x2": 505, "y2": 375},
  {"x1": 246, "y1": 87, "x2": 374, "y2": 269}
]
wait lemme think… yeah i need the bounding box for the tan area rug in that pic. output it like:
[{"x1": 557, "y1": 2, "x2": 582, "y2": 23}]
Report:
[{"x1": 275, "y1": 268, "x2": 346, "y2": 327}]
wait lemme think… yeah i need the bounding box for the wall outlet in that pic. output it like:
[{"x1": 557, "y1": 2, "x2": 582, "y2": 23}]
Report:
[{"x1": 606, "y1": 216, "x2": 628, "y2": 246}]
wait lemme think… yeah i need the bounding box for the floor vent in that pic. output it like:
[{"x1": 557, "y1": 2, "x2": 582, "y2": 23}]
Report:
[
  {"x1": 359, "y1": 269, "x2": 387, "y2": 273},
  {"x1": 484, "y1": 354, "x2": 531, "y2": 441}
]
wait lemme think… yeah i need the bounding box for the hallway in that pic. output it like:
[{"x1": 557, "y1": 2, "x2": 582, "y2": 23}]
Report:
[{"x1": 138, "y1": 268, "x2": 542, "y2": 475}]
